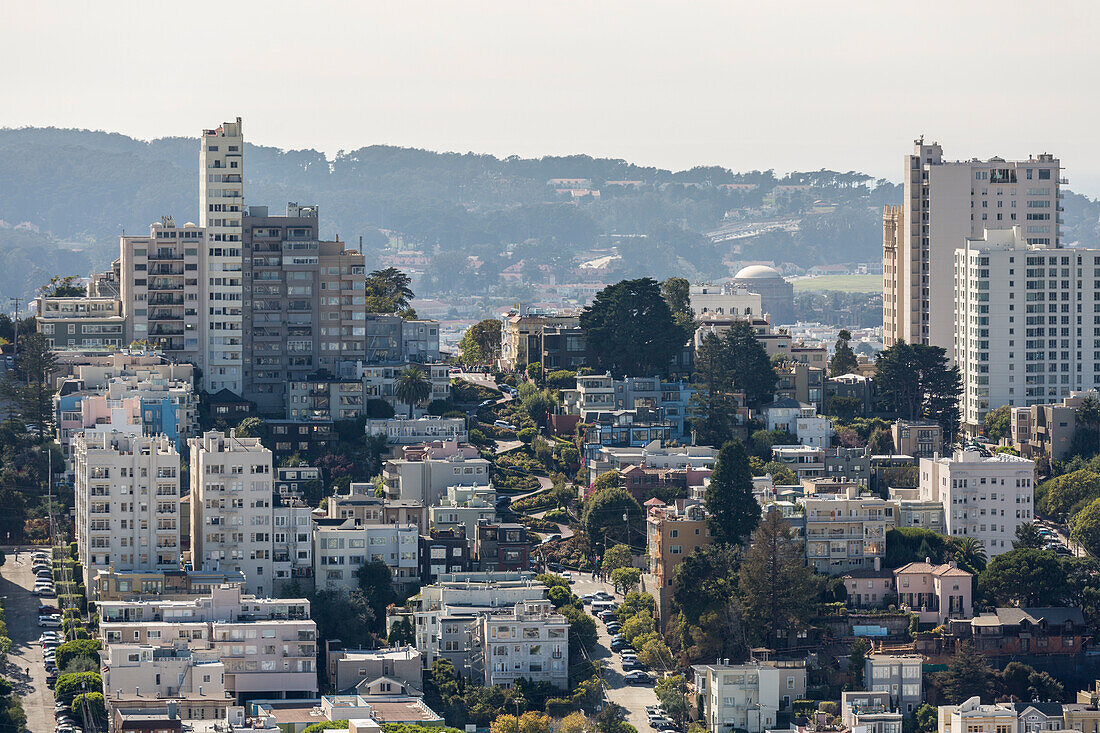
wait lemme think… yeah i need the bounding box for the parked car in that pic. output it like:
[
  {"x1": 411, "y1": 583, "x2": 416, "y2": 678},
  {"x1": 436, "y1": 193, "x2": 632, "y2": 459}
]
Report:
[
  {"x1": 34, "y1": 586, "x2": 56, "y2": 597},
  {"x1": 605, "y1": 623, "x2": 622, "y2": 635},
  {"x1": 610, "y1": 638, "x2": 630, "y2": 652},
  {"x1": 561, "y1": 571, "x2": 573, "y2": 582},
  {"x1": 39, "y1": 605, "x2": 60, "y2": 615},
  {"x1": 649, "y1": 717, "x2": 673, "y2": 729},
  {"x1": 625, "y1": 671, "x2": 652, "y2": 684},
  {"x1": 623, "y1": 659, "x2": 647, "y2": 671},
  {"x1": 45, "y1": 673, "x2": 57, "y2": 687},
  {"x1": 38, "y1": 615, "x2": 61, "y2": 628}
]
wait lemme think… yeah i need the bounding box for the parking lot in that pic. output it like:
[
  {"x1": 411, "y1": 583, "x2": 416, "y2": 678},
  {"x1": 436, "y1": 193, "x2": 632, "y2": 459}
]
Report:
[{"x1": 1, "y1": 549, "x2": 59, "y2": 733}]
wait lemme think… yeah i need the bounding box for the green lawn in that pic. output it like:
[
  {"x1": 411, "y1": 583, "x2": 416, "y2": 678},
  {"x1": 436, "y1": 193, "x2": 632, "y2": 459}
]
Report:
[{"x1": 793, "y1": 274, "x2": 881, "y2": 293}]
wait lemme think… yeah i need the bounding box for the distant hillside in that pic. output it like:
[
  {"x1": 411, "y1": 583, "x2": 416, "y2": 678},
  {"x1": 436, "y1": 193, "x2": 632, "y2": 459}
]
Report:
[{"x1": 1, "y1": 126, "x2": 1098, "y2": 302}]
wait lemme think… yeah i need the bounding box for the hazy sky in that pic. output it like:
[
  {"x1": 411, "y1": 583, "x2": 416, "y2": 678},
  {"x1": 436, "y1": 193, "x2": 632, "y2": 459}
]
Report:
[{"x1": 4, "y1": 1, "x2": 1100, "y2": 194}]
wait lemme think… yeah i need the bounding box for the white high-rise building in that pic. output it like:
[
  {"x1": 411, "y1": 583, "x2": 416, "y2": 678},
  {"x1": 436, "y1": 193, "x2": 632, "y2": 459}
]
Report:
[
  {"x1": 189, "y1": 430, "x2": 274, "y2": 595},
  {"x1": 199, "y1": 118, "x2": 245, "y2": 395},
  {"x1": 955, "y1": 228, "x2": 1100, "y2": 431},
  {"x1": 919, "y1": 449, "x2": 1035, "y2": 557},
  {"x1": 73, "y1": 431, "x2": 181, "y2": 592},
  {"x1": 883, "y1": 140, "x2": 1061, "y2": 350}
]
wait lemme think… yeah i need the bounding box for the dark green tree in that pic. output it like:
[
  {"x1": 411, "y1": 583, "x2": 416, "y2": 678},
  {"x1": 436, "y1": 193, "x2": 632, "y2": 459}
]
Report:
[
  {"x1": 356, "y1": 560, "x2": 398, "y2": 631},
  {"x1": 689, "y1": 333, "x2": 736, "y2": 447},
  {"x1": 1072, "y1": 395, "x2": 1100, "y2": 458},
  {"x1": 365, "y1": 267, "x2": 415, "y2": 314},
  {"x1": 580, "y1": 278, "x2": 687, "y2": 377},
  {"x1": 581, "y1": 486, "x2": 643, "y2": 553},
  {"x1": 672, "y1": 544, "x2": 741, "y2": 624},
  {"x1": 979, "y1": 548, "x2": 1069, "y2": 607},
  {"x1": 723, "y1": 320, "x2": 778, "y2": 409},
  {"x1": 458, "y1": 319, "x2": 502, "y2": 365},
  {"x1": 739, "y1": 509, "x2": 819, "y2": 645},
  {"x1": 829, "y1": 332, "x2": 858, "y2": 376},
  {"x1": 874, "y1": 341, "x2": 961, "y2": 440},
  {"x1": 661, "y1": 277, "x2": 694, "y2": 333},
  {"x1": 705, "y1": 440, "x2": 759, "y2": 545},
  {"x1": 939, "y1": 643, "x2": 995, "y2": 703}
]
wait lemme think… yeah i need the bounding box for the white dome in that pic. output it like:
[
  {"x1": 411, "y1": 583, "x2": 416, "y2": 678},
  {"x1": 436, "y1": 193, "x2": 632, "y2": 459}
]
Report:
[{"x1": 734, "y1": 264, "x2": 782, "y2": 280}]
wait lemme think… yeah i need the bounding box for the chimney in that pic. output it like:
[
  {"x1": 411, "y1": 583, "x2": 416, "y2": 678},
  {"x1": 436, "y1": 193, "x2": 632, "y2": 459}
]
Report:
[{"x1": 925, "y1": 557, "x2": 931, "y2": 564}]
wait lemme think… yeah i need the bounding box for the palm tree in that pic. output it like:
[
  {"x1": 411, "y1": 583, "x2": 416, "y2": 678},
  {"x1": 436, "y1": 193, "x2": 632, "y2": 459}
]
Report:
[
  {"x1": 393, "y1": 366, "x2": 432, "y2": 417},
  {"x1": 1013, "y1": 522, "x2": 1044, "y2": 550},
  {"x1": 952, "y1": 537, "x2": 987, "y2": 574}
]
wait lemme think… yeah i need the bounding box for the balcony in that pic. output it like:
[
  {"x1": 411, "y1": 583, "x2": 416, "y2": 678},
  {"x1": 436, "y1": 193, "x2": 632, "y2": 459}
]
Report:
[
  {"x1": 149, "y1": 295, "x2": 184, "y2": 306},
  {"x1": 148, "y1": 280, "x2": 184, "y2": 291}
]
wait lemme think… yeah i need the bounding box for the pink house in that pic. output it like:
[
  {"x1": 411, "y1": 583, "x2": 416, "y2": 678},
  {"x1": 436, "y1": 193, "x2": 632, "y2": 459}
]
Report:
[{"x1": 893, "y1": 560, "x2": 972, "y2": 624}]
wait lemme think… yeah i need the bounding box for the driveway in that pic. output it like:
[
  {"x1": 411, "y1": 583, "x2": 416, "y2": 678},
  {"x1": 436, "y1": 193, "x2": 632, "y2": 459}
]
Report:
[
  {"x1": 1, "y1": 549, "x2": 56, "y2": 733},
  {"x1": 569, "y1": 575, "x2": 660, "y2": 733}
]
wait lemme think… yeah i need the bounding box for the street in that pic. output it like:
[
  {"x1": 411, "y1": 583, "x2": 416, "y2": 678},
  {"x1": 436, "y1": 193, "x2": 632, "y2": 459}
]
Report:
[
  {"x1": 1, "y1": 549, "x2": 55, "y2": 733},
  {"x1": 569, "y1": 574, "x2": 660, "y2": 733}
]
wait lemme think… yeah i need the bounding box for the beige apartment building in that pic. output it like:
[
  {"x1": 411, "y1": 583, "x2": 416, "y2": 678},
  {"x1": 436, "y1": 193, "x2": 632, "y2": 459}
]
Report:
[
  {"x1": 883, "y1": 139, "x2": 1061, "y2": 349},
  {"x1": 1011, "y1": 392, "x2": 1095, "y2": 461},
  {"x1": 890, "y1": 420, "x2": 943, "y2": 459},
  {"x1": 803, "y1": 487, "x2": 895, "y2": 575},
  {"x1": 189, "y1": 430, "x2": 275, "y2": 595},
  {"x1": 120, "y1": 218, "x2": 206, "y2": 366},
  {"x1": 99, "y1": 585, "x2": 317, "y2": 701},
  {"x1": 74, "y1": 431, "x2": 181, "y2": 593}
]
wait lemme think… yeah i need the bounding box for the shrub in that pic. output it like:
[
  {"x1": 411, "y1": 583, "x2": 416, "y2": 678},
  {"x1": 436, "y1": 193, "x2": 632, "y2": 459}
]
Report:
[
  {"x1": 55, "y1": 639, "x2": 100, "y2": 671},
  {"x1": 518, "y1": 427, "x2": 538, "y2": 444}
]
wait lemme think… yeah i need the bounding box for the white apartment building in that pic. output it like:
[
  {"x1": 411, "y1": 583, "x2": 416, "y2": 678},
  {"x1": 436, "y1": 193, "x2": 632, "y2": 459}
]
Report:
[
  {"x1": 382, "y1": 442, "x2": 491, "y2": 506},
  {"x1": 803, "y1": 487, "x2": 895, "y2": 575},
  {"x1": 688, "y1": 283, "x2": 763, "y2": 319},
  {"x1": 430, "y1": 484, "x2": 496, "y2": 539},
  {"x1": 883, "y1": 139, "x2": 1060, "y2": 349},
  {"x1": 365, "y1": 417, "x2": 468, "y2": 445},
  {"x1": 692, "y1": 662, "x2": 780, "y2": 733},
  {"x1": 98, "y1": 585, "x2": 317, "y2": 701},
  {"x1": 865, "y1": 654, "x2": 923, "y2": 714},
  {"x1": 763, "y1": 398, "x2": 832, "y2": 449},
  {"x1": 954, "y1": 228, "x2": 1100, "y2": 431},
  {"x1": 102, "y1": 644, "x2": 229, "y2": 714},
  {"x1": 920, "y1": 450, "x2": 1036, "y2": 557},
  {"x1": 200, "y1": 118, "x2": 245, "y2": 395},
  {"x1": 189, "y1": 431, "x2": 275, "y2": 595},
  {"x1": 74, "y1": 431, "x2": 181, "y2": 593},
  {"x1": 938, "y1": 698, "x2": 1020, "y2": 733},
  {"x1": 841, "y1": 691, "x2": 903, "y2": 733},
  {"x1": 120, "y1": 218, "x2": 206, "y2": 367},
  {"x1": 313, "y1": 518, "x2": 420, "y2": 592},
  {"x1": 476, "y1": 600, "x2": 569, "y2": 689},
  {"x1": 404, "y1": 572, "x2": 546, "y2": 674},
  {"x1": 362, "y1": 363, "x2": 452, "y2": 416}
]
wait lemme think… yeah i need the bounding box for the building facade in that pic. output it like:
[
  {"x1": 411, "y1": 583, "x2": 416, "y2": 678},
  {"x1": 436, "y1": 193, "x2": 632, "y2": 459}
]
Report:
[
  {"x1": 692, "y1": 662, "x2": 780, "y2": 733},
  {"x1": 883, "y1": 139, "x2": 1061, "y2": 349},
  {"x1": 919, "y1": 450, "x2": 1036, "y2": 557},
  {"x1": 36, "y1": 296, "x2": 125, "y2": 350},
  {"x1": 189, "y1": 431, "x2": 275, "y2": 595},
  {"x1": 241, "y1": 204, "x2": 367, "y2": 414},
  {"x1": 476, "y1": 600, "x2": 568, "y2": 689},
  {"x1": 74, "y1": 431, "x2": 181, "y2": 592},
  {"x1": 199, "y1": 118, "x2": 245, "y2": 395},
  {"x1": 954, "y1": 229, "x2": 1100, "y2": 431},
  {"x1": 803, "y1": 488, "x2": 895, "y2": 575}
]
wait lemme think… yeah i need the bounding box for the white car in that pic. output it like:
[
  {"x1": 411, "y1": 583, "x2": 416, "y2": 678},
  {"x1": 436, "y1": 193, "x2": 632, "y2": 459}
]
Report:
[{"x1": 38, "y1": 615, "x2": 61, "y2": 628}]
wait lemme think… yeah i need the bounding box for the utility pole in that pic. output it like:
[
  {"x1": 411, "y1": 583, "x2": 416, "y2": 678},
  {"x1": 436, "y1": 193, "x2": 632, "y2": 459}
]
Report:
[{"x1": 9, "y1": 296, "x2": 20, "y2": 363}]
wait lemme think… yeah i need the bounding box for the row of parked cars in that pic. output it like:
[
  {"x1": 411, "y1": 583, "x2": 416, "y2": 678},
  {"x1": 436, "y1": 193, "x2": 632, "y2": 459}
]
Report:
[
  {"x1": 581, "y1": 591, "x2": 653, "y2": 685},
  {"x1": 31, "y1": 550, "x2": 86, "y2": 733},
  {"x1": 33, "y1": 551, "x2": 56, "y2": 598},
  {"x1": 646, "y1": 704, "x2": 678, "y2": 733},
  {"x1": 1036, "y1": 521, "x2": 1073, "y2": 556}
]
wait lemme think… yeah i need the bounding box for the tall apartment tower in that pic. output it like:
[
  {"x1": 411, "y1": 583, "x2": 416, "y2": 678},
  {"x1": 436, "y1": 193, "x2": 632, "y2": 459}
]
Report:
[
  {"x1": 241, "y1": 204, "x2": 367, "y2": 414},
  {"x1": 883, "y1": 140, "x2": 1061, "y2": 349},
  {"x1": 955, "y1": 227, "x2": 1100, "y2": 431},
  {"x1": 120, "y1": 217, "x2": 205, "y2": 364},
  {"x1": 199, "y1": 118, "x2": 245, "y2": 395},
  {"x1": 189, "y1": 430, "x2": 274, "y2": 595},
  {"x1": 73, "y1": 431, "x2": 181, "y2": 592}
]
